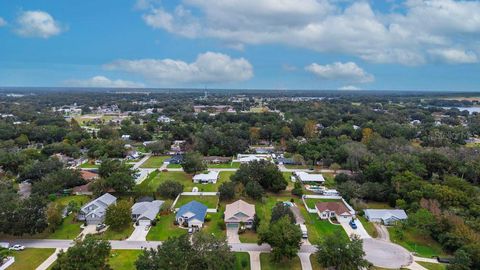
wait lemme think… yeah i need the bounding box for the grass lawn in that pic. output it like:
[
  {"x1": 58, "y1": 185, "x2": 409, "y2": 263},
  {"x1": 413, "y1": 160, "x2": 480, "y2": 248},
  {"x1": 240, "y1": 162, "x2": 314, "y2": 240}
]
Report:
[
  {"x1": 202, "y1": 212, "x2": 226, "y2": 238},
  {"x1": 388, "y1": 226, "x2": 446, "y2": 258},
  {"x1": 140, "y1": 156, "x2": 170, "y2": 168},
  {"x1": 95, "y1": 225, "x2": 134, "y2": 240},
  {"x1": 208, "y1": 162, "x2": 240, "y2": 169},
  {"x1": 303, "y1": 212, "x2": 348, "y2": 244},
  {"x1": 239, "y1": 230, "x2": 258, "y2": 243},
  {"x1": 47, "y1": 214, "x2": 82, "y2": 239},
  {"x1": 80, "y1": 162, "x2": 99, "y2": 169},
  {"x1": 235, "y1": 252, "x2": 251, "y2": 270},
  {"x1": 146, "y1": 213, "x2": 187, "y2": 241},
  {"x1": 9, "y1": 248, "x2": 55, "y2": 270},
  {"x1": 260, "y1": 253, "x2": 302, "y2": 270},
  {"x1": 135, "y1": 171, "x2": 191, "y2": 193},
  {"x1": 310, "y1": 254, "x2": 325, "y2": 270},
  {"x1": 109, "y1": 250, "x2": 142, "y2": 270},
  {"x1": 417, "y1": 262, "x2": 446, "y2": 270},
  {"x1": 175, "y1": 195, "x2": 219, "y2": 209},
  {"x1": 255, "y1": 195, "x2": 298, "y2": 222},
  {"x1": 167, "y1": 164, "x2": 182, "y2": 168},
  {"x1": 54, "y1": 195, "x2": 90, "y2": 206},
  {"x1": 358, "y1": 216, "x2": 378, "y2": 238},
  {"x1": 304, "y1": 198, "x2": 341, "y2": 209}
]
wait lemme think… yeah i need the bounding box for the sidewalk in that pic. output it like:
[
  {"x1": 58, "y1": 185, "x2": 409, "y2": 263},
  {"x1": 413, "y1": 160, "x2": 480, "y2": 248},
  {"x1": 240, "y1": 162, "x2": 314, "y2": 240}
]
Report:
[{"x1": 36, "y1": 248, "x2": 62, "y2": 270}]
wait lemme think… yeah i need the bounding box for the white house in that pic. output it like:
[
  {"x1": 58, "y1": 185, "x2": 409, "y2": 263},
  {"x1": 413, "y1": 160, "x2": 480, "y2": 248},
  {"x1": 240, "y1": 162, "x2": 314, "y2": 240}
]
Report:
[
  {"x1": 224, "y1": 200, "x2": 256, "y2": 229},
  {"x1": 364, "y1": 209, "x2": 408, "y2": 225},
  {"x1": 131, "y1": 200, "x2": 164, "y2": 225},
  {"x1": 78, "y1": 193, "x2": 117, "y2": 225},
  {"x1": 295, "y1": 172, "x2": 325, "y2": 183},
  {"x1": 233, "y1": 154, "x2": 270, "y2": 163},
  {"x1": 193, "y1": 171, "x2": 219, "y2": 184},
  {"x1": 157, "y1": 115, "x2": 173, "y2": 123},
  {"x1": 315, "y1": 201, "x2": 354, "y2": 221}
]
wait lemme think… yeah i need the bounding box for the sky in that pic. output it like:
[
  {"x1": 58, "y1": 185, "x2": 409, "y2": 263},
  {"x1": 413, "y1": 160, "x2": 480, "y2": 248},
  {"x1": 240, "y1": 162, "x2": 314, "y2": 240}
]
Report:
[{"x1": 1, "y1": 0, "x2": 480, "y2": 91}]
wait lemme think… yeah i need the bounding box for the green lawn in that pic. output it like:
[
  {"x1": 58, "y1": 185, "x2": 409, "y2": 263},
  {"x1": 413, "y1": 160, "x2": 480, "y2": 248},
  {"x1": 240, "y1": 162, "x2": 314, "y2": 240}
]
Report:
[
  {"x1": 235, "y1": 252, "x2": 251, "y2": 270},
  {"x1": 239, "y1": 230, "x2": 258, "y2": 243},
  {"x1": 202, "y1": 212, "x2": 226, "y2": 238},
  {"x1": 167, "y1": 164, "x2": 182, "y2": 168},
  {"x1": 140, "y1": 156, "x2": 170, "y2": 168},
  {"x1": 358, "y1": 216, "x2": 378, "y2": 238},
  {"x1": 135, "y1": 171, "x2": 191, "y2": 193},
  {"x1": 417, "y1": 262, "x2": 446, "y2": 270},
  {"x1": 54, "y1": 195, "x2": 90, "y2": 206},
  {"x1": 146, "y1": 213, "x2": 187, "y2": 241},
  {"x1": 304, "y1": 198, "x2": 341, "y2": 209},
  {"x1": 80, "y1": 162, "x2": 99, "y2": 169},
  {"x1": 207, "y1": 162, "x2": 240, "y2": 169},
  {"x1": 260, "y1": 253, "x2": 302, "y2": 270},
  {"x1": 47, "y1": 214, "x2": 82, "y2": 239},
  {"x1": 302, "y1": 212, "x2": 348, "y2": 244},
  {"x1": 109, "y1": 250, "x2": 142, "y2": 270},
  {"x1": 9, "y1": 248, "x2": 55, "y2": 270},
  {"x1": 310, "y1": 254, "x2": 325, "y2": 270},
  {"x1": 388, "y1": 226, "x2": 446, "y2": 258},
  {"x1": 95, "y1": 225, "x2": 134, "y2": 240},
  {"x1": 175, "y1": 195, "x2": 219, "y2": 209}
]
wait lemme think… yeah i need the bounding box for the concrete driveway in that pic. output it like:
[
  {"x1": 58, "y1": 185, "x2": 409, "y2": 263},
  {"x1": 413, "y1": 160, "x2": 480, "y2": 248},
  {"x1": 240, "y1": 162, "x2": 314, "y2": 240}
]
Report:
[
  {"x1": 290, "y1": 205, "x2": 305, "y2": 224},
  {"x1": 338, "y1": 218, "x2": 371, "y2": 239},
  {"x1": 363, "y1": 238, "x2": 412, "y2": 268},
  {"x1": 226, "y1": 227, "x2": 240, "y2": 244},
  {"x1": 127, "y1": 225, "x2": 149, "y2": 241}
]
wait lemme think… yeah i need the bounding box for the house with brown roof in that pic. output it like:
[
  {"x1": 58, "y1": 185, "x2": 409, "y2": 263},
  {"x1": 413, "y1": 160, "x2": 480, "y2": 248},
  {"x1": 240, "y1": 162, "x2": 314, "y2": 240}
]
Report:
[
  {"x1": 224, "y1": 200, "x2": 256, "y2": 229},
  {"x1": 80, "y1": 170, "x2": 99, "y2": 181},
  {"x1": 315, "y1": 201, "x2": 354, "y2": 221}
]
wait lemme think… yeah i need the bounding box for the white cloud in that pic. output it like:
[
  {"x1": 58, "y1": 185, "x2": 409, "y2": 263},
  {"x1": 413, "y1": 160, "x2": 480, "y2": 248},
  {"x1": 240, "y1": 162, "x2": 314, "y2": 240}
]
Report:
[
  {"x1": 0, "y1": 17, "x2": 6, "y2": 27},
  {"x1": 15, "y1": 10, "x2": 64, "y2": 38},
  {"x1": 305, "y1": 62, "x2": 374, "y2": 83},
  {"x1": 338, "y1": 85, "x2": 361, "y2": 91},
  {"x1": 66, "y1": 76, "x2": 145, "y2": 88},
  {"x1": 105, "y1": 51, "x2": 253, "y2": 85},
  {"x1": 138, "y1": 0, "x2": 480, "y2": 65},
  {"x1": 429, "y1": 48, "x2": 478, "y2": 64}
]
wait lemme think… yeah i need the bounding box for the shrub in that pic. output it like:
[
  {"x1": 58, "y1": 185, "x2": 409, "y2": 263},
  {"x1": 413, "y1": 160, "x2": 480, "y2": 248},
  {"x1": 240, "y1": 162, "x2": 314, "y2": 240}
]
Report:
[{"x1": 218, "y1": 220, "x2": 226, "y2": 230}]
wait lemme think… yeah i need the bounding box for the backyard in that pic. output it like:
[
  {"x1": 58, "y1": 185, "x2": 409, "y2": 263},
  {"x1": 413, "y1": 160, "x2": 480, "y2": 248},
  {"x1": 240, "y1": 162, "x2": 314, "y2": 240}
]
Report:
[
  {"x1": 140, "y1": 156, "x2": 170, "y2": 168},
  {"x1": 174, "y1": 194, "x2": 219, "y2": 209},
  {"x1": 207, "y1": 162, "x2": 240, "y2": 169},
  {"x1": 8, "y1": 248, "x2": 55, "y2": 270}
]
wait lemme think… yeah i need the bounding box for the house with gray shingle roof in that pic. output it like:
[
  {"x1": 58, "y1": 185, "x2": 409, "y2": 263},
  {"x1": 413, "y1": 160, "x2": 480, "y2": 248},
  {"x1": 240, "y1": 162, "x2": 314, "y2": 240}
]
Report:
[
  {"x1": 131, "y1": 200, "x2": 164, "y2": 225},
  {"x1": 175, "y1": 201, "x2": 208, "y2": 228},
  {"x1": 364, "y1": 209, "x2": 408, "y2": 225},
  {"x1": 78, "y1": 193, "x2": 117, "y2": 225}
]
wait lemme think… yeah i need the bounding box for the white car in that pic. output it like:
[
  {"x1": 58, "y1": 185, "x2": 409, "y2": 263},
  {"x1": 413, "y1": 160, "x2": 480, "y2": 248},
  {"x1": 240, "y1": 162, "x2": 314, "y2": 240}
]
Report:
[{"x1": 9, "y1": 245, "x2": 25, "y2": 251}]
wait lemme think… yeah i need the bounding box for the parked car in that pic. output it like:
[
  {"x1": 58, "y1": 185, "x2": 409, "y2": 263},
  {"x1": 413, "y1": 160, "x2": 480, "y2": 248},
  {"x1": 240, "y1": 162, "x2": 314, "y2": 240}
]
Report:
[
  {"x1": 96, "y1": 224, "x2": 106, "y2": 232},
  {"x1": 188, "y1": 228, "x2": 194, "y2": 234},
  {"x1": 9, "y1": 245, "x2": 25, "y2": 251},
  {"x1": 349, "y1": 220, "x2": 357, "y2": 229},
  {"x1": 435, "y1": 257, "x2": 452, "y2": 263}
]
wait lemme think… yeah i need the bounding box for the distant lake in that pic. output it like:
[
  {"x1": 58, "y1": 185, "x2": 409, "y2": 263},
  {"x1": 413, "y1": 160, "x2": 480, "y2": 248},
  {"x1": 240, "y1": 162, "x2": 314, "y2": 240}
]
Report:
[{"x1": 443, "y1": 107, "x2": 480, "y2": 114}]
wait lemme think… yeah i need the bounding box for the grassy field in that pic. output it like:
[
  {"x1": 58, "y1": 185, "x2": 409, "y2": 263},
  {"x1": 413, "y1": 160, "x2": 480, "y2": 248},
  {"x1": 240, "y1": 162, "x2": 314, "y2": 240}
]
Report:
[
  {"x1": 136, "y1": 171, "x2": 191, "y2": 192},
  {"x1": 9, "y1": 248, "x2": 55, "y2": 270},
  {"x1": 109, "y1": 250, "x2": 142, "y2": 270},
  {"x1": 202, "y1": 212, "x2": 225, "y2": 238},
  {"x1": 80, "y1": 162, "x2": 99, "y2": 169},
  {"x1": 47, "y1": 214, "x2": 82, "y2": 239},
  {"x1": 146, "y1": 213, "x2": 187, "y2": 241},
  {"x1": 388, "y1": 226, "x2": 446, "y2": 258},
  {"x1": 167, "y1": 164, "x2": 182, "y2": 168},
  {"x1": 260, "y1": 253, "x2": 302, "y2": 270},
  {"x1": 239, "y1": 230, "x2": 258, "y2": 243},
  {"x1": 303, "y1": 212, "x2": 348, "y2": 244},
  {"x1": 310, "y1": 254, "x2": 325, "y2": 270},
  {"x1": 95, "y1": 225, "x2": 134, "y2": 240},
  {"x1": 358, "y1": 216, "x2": 378, "y2": 238},
  {"x1": 235, "y1": 252, "x2": 251, "y2": 270},
  {"x1": 174, "y1": 195, "x2": 219, "y2": 209},
  {"x1": 140, "y1": 156, "x2": 170, "y2": 168},
  {"x1": 417, "y1": 262, "x2": 446, "y2": 270}
]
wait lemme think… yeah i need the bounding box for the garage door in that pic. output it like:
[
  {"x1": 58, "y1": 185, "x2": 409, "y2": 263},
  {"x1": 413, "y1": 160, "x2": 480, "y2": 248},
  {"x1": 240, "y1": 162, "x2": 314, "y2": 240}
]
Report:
[
  {"x1": 138, "y1": 220, "x2": 151, "y2": 226},
  {"x1": 226, "y1": 223, "x2": 239, "y2": 228}
]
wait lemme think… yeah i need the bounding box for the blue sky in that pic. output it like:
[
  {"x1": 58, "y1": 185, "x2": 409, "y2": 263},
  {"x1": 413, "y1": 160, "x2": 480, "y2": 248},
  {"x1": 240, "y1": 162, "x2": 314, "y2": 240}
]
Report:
[{"x1": 1, "y1": 0, "x2": 480, "y2": 91}]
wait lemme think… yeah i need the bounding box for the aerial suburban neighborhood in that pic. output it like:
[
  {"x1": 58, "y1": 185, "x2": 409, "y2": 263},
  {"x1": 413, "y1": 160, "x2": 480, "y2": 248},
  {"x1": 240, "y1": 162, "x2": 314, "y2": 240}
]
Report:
[{"x1": 1, "y1": 1, "x2": 480, "y2": 270}]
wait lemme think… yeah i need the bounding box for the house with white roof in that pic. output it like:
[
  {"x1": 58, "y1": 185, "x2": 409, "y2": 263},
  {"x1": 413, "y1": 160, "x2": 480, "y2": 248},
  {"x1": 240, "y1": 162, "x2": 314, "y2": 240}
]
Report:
[
  {"x1": 224, "y1": 200, "x2": 256, "y2": 229},
  {"x1": 364, "y1": 209, "x2": 408, "y2": 225},
  {"x1": 233, "y1": 154, "x2": 270, "y2": 163},
  {"x1": 193, "y1": 171, "x2": 219, "y2": 184},
  {"x1": 131, "y1": 200, "x2": 164, "y2": 225},
  {"x1": 78, "y1": 193, "x2": 117, "y2": 225},
  {"x1": 295, "y1": 172, "x2": 325, "y2": 183}
]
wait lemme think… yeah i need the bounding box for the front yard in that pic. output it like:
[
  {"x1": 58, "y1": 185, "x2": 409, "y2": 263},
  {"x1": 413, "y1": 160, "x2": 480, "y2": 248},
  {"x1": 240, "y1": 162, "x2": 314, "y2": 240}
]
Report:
[
  {"x1": 174, "y1": 195, "x2": 219, "y2": 209},
  {"x1": 94, "y1": 225, "x2": 135, "y2": 240},
  {"x1": 8, "y1": 248, "x2": 55, "y2": 270},
  {"x1": 235, "y1": 252, "x2": 251, "y2": 270},
  {"x1": 260, "y1": 253, "x2": 302, "y2": 270},
  {"x1": 146, "y1": 213, "x2": 187, "y2": 241},
  {"x1": 207, "y1": 162, "x2": 240, "y2": 169},
  {"x1": 47, "y1": 215, "x2": 82, "y2": 239},
  {"x1": 109, "y1": 250, "x2": 142, "y2": 270},
  {"x1": 140, "y1": 156, "x2": 170, "y2": 168}
]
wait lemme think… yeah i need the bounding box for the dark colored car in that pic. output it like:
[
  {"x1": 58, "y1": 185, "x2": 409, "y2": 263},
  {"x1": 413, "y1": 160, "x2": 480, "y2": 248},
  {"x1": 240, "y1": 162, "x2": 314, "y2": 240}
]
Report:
[{"x1": 349, "y1": 220, "x2": 357, "y2": 229}]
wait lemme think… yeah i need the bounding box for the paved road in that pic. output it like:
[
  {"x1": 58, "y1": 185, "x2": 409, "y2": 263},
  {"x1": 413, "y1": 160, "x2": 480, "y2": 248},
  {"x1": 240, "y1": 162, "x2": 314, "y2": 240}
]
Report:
[
  {"x1": 132, "y1": 154, "x2": 151, "y2": 170},
  {"x1": 298, "y1": 253, "x2": 313, "y2": 270},
  {"x1": 338, "y1": 218, "x2": 370, "y2": 239},
  {"x1": 248, "y1": 251, "x2": 261, "y2": 270},
  {"x1": 363, "y1": 238, "x2": 412, "y2": 269},
  {"x1": 127, "y1": 225, "x2": 149, "y2": 241},
  {"x1": 374, "y1": 223, "x2": 390, "y2": 241}
]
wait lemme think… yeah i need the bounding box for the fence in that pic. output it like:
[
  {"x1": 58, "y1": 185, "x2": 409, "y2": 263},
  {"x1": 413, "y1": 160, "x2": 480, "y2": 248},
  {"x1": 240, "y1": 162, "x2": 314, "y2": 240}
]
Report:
[{"x1": 0, "y1": 257, "x2": 15, "y2": 270}]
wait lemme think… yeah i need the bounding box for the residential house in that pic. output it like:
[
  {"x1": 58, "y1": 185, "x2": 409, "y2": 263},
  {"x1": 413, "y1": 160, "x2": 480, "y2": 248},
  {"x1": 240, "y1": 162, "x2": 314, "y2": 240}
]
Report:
[
  {"x1": 131, "y1": 200, "x2": 164, "y2": 226},
  {"x1": 364, "y1": 209, "x2": 408, "y2": 225},
  {"x1": 203, "y1": 156, "x2": 232, "y2": 164},
  {"x1": 175, "y1": 201, "x2": 208, "y2": 228},
  {"x1": 165, "y1": 154, "x2": 183, "y2": 164},
  {"x1": 315, "y1": 201, "x2": 354, "y2": 221},
  {"x1": 233, "y1": 154, "x2": 270, "y2": 163},
  {"x1": 193, "y1": 171, "x2": 219, "y2": 184},
  {"x1": 295, "y1": 172, "x2": 325, "y2": 183},
  {"x1": 157, "y1": 115, "x2": 173, "y2": 123},
  {"x1": 78, "y1": 193, "x2": 117, "y2": 225},
  {"x1": 224, "y1": 200, "x2": 256, "y2": 229}
]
